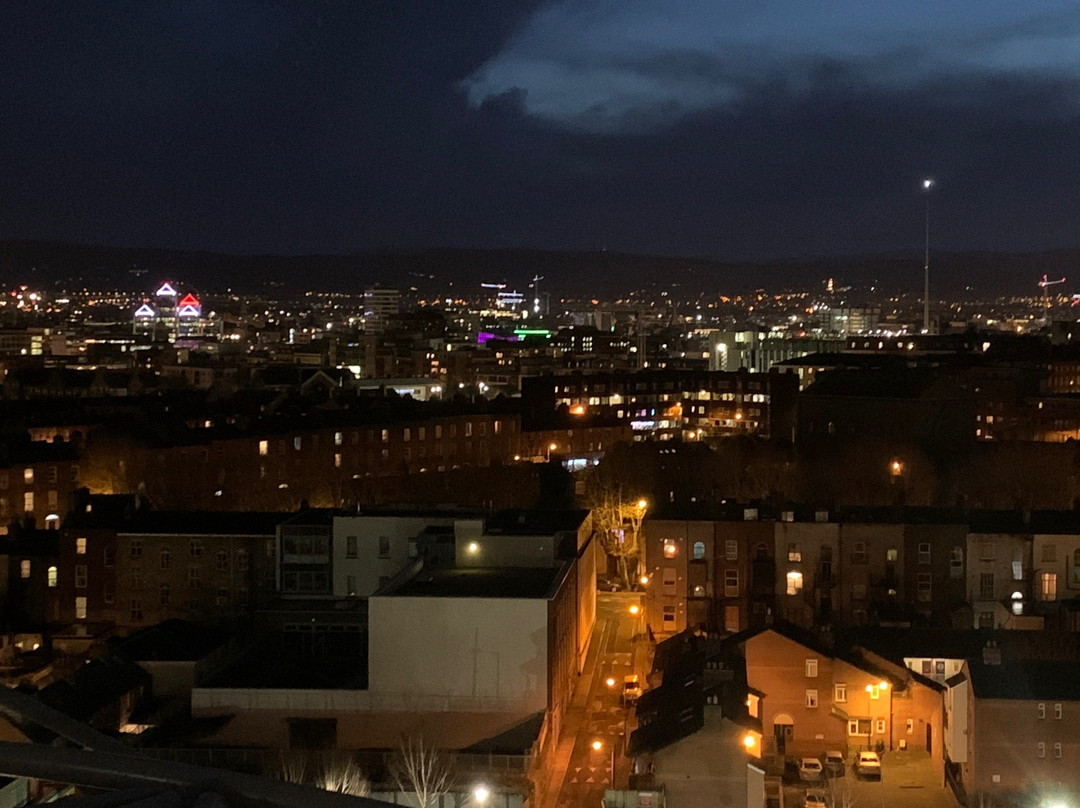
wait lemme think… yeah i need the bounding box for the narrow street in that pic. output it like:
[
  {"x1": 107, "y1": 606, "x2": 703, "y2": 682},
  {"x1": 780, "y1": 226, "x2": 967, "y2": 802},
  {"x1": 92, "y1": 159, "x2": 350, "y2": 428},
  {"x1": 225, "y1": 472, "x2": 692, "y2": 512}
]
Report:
[{"x1": 543, "y1": 591, "x2": 646, "y2": 808}]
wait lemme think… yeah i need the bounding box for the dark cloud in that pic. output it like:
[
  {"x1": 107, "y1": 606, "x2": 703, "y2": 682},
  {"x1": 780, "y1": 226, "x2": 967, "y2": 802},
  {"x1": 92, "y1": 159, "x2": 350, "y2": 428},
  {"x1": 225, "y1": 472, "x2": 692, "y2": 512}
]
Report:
[{"x1": 0, "y1": 1, "x2": 1076, "y2": 261}]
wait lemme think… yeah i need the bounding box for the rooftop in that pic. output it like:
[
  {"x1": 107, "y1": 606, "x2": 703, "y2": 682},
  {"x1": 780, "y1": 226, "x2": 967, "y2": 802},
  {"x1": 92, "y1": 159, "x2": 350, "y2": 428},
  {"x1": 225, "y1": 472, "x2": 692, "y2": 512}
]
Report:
[
  {"x1": 967, "y1": 659, "x2": 1080, "y2": 700},
  {"x1": 384, "y1": 566, "x2": 564, "y2": 599}
]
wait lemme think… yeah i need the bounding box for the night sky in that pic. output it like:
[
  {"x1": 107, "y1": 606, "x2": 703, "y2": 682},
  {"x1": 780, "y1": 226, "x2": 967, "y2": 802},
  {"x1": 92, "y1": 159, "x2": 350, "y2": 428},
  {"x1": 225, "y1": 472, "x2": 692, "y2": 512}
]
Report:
[{"x1": 2, "y1": 1, "x2": 1078, "y2": 260}]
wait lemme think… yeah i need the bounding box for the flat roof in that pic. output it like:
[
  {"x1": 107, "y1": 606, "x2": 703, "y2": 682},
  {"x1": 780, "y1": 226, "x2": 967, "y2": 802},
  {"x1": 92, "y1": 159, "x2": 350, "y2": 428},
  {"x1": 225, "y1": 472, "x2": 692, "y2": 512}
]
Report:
[{"x1": 384, "y1": 566, "x2": 563, "y2": 599}]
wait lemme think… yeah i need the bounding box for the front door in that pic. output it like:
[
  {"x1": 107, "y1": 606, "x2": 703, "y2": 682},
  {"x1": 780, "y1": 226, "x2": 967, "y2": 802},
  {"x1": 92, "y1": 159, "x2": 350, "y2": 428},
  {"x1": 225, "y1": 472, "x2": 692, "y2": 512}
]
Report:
[{"x1": 774, "y1": 723, "x2": 793, "y2": 755}]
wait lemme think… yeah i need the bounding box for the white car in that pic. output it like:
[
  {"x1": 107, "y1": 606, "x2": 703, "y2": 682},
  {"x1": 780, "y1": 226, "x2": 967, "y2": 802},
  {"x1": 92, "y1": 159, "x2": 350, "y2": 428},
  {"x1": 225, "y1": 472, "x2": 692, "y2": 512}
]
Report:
[
  {"x1": 855, "y1": 750, "x2": 881, "y2": 778},
  {"x1": 804, "y1": 790, "x2": 827, "y2": 808},
  {"x1": 799, "y1": 757, "x2": 824, "y2": 782},
  {"x1": 824, "y1": 750, "x2": 845, "y2": 776}
]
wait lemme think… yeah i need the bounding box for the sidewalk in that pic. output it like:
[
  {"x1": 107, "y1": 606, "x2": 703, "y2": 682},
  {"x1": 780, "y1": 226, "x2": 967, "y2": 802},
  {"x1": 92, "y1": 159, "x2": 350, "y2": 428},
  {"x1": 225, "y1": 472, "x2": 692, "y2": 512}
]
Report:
[{"x1": 537, "y1": 616, "x2": 610, "y2": 808}]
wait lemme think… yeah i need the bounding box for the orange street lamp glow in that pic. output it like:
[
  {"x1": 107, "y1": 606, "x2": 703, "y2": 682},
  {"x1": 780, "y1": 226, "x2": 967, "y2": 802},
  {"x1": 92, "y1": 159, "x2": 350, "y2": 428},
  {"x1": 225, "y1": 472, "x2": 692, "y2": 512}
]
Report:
[
  {"x1": 606, "y1": 677, "x2": 616, "y2": 687},
  {"x1": 637, "y1": 499, "x2": 648, "y2": 510},
  {"x1": 743, "y1": 734, "x2": 756, "y2": 749},
  {"x1": 629, "y1": 604, "x2": 641, "y2": 615},
  {"x1": 571, "y1": 405, "x2": 586, "y2": 415},
  {"x1": 879, "y1": 681, "x2": 889, "y2": 690},
  {"x1": 640, "y1": 575, "x2": 649, "y2": 585},
  {"x1": 592, "y1": 740, "x2": 603, "y2": 751},
  {"x1": 549, "y1": 443, "x2": 558, "y2": 452}
]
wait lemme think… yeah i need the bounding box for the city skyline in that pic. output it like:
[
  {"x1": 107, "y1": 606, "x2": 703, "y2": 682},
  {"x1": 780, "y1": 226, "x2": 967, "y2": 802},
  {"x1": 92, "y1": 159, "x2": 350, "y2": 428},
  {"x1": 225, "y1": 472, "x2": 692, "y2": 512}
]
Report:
[{"x1": 1, "y1": 3, "x2": 1078, "y2": 261}]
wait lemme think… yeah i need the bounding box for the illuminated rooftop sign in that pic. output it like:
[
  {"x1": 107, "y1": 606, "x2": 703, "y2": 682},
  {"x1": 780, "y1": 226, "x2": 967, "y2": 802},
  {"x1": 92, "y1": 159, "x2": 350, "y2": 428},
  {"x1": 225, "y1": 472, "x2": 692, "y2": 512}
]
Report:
[
  {"x1": 177, "y1": 304, "x2": 201, "y2": 318},
  {"x1": 155, "y1": 282, "x2": 177, "y2": 297},
  {"x1": 134, "y1": 304, "x2": 156, "y2": 318},
  {"x1": 178, "y1": 293, "x2": 201, "y2": 307}
]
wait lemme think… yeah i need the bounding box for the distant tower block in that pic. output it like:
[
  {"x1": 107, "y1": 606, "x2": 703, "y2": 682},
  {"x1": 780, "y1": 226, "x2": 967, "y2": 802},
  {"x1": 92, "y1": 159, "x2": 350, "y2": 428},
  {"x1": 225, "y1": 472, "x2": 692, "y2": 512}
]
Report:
[{"x1": 363, "y1": 287, "x2": 401, "y2": 332}]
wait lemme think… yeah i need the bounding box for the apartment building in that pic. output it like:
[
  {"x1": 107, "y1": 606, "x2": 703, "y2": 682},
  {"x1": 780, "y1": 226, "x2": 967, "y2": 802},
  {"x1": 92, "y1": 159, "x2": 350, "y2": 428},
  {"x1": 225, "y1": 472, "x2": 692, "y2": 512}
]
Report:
[{"x1": 948, "y1": 656, "x2": 1080, "y2": 806}]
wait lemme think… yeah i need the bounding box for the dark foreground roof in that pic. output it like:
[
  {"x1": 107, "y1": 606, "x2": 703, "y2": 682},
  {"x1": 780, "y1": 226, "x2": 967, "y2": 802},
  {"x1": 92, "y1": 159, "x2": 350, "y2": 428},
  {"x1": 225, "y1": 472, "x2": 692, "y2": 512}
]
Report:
[{"x1": 968, "y1": 660, "x2": 1080, "y2": 700}]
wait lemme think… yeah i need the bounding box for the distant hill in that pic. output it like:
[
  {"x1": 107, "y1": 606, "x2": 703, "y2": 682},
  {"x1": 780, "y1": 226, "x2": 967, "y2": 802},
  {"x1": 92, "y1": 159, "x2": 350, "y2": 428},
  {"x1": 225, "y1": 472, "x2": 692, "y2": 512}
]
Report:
[{"x1": 0, "y1": 240, "x2": 1075, "y2": 299}]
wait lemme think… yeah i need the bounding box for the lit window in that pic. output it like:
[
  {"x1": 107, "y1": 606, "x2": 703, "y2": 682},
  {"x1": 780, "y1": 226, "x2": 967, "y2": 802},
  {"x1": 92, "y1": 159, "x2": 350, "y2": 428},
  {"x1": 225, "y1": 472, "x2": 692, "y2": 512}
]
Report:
[
  {"x1": 692, "y1": 541, "x2": 706, "y2": 560},
  {"x1": 805, "y1": 689, "x2": 818, "y2": 708},
  {"x1": 258, "y1": 440, "x2": 268, "y2": 456},
  {"x1": 23, "y1": 468, "x2": 33, "y2": 484},
  {"x1": 23, "y1": 492, "x2": 33, "y2": 513},
  {"x1": 76, "y1": 537, "x2": 87, "y2": 555},
  {"x1": 47, "y1": 566, "x2": 58, "y2": 587},
  {"x1": 20, "y1": 559, "x2": 30, "y2": 579},
  {"x1": 334, "y1": 453, "x2": 342, "y2": 468},
  {"x1": 834, "y1": 683, "x2": 847, "y2": 703},
  {"x1": 1042, "y1": 572, "x2": 1058, "y2": 601},
  {"x1": 75, "y1": 596, "x2": 87, "y2": 620},
  {"x1": 805, "y1": 659, "x2": 818, "y2": 678},
  {"x1": 334, "y1": 432, "x2": 343, "y2": 446},
  {"x1": 293, "y1": 436, "x2": 302, "y2": 451},
  {"x1": 788, "y1": 543, "x2": 801, "y2": 562},
  {"x1": 868, "y1": 685, "x2": 881, "y2": 700},
  {"x1": 786, "y1": 571, "x2": 803, "y2": 595},
  {"x1": 886, "y1": 548, "x2": 898, "y2": 562}
]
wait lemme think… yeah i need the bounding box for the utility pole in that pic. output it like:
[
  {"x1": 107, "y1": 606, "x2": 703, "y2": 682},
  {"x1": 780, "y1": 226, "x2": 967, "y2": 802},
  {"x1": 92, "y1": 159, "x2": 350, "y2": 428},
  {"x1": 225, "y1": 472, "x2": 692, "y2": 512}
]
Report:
[{"x1": 922, "y1": 178, "x2": 934, "y2": 334}]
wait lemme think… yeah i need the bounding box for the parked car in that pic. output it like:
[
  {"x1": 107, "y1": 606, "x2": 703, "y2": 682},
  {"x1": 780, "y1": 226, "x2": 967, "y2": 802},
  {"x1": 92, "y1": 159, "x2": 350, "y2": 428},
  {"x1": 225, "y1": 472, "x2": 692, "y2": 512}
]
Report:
[
  {"x1": 622, "y1": 674, "x2": 642, "y2": 705},
  {"x1": 804, "y1": 790, "x2": 827, "y2": 808},
  {"x1": 855, "y1": 751, "x2": 882, "y2": 779},
  {"x1": 597, "y1": 575, "x2": 623, "y2": 592},
  {"x1": 824, "y1": 750, "x2": 846, "y2": 776},
  {"x1": 799, "y1": 757, "x2": 824, "y2": 782}
]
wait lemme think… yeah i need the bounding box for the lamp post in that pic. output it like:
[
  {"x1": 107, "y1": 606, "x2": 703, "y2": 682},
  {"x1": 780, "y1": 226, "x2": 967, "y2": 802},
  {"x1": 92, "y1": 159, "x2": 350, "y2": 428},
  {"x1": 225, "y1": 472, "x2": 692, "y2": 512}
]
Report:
[{"x1": 922, "y1": 178, "x2": 935, "y2": 334}]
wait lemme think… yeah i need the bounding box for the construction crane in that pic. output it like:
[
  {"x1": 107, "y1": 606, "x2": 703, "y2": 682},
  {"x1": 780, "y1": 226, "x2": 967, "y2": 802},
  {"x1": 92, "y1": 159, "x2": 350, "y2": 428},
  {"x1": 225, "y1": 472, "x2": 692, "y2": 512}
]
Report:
[{"x1": 1039, "y1": 274, "x2": 1066, "y2": 308}]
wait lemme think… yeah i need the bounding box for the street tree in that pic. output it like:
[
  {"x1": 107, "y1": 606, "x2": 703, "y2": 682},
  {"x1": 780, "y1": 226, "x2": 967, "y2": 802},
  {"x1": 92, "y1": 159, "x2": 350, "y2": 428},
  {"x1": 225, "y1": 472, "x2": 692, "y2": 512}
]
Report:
[{"x1": 389, "y1": 734, "x2": 456, "y2": 808}]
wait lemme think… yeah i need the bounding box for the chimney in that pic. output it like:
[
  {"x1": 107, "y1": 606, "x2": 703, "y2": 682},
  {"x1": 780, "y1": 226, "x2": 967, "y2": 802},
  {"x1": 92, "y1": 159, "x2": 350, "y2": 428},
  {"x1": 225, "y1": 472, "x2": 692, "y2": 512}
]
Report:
[{"x1": 982, "y1": 640, "x2": 1002, "y2": 666}]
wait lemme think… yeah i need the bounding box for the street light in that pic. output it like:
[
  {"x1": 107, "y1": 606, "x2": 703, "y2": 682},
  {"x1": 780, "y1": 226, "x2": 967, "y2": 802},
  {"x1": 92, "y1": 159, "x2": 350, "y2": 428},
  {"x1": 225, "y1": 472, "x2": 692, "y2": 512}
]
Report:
[
  {"x1": 472, "y1": 785, "x2": 490, "y2": 806},
  {"x1": 640, "y1": 574, "x2": 649, "y2": 586},
  {"x1": 637, "y1": 499, "x2": 648, "y2": 511},
  {"x1": 591, "y1": 739, "x2": 604, "y2": 752},
  {"x1": 606, "y1": 676, "x2": 617, "y2": 688},
  {"x1": 922, "y1": 177, "x2": 935, "y2": 334},
  {"x1": 629, "y1": 604, "x2": 641, "y2": 616}
]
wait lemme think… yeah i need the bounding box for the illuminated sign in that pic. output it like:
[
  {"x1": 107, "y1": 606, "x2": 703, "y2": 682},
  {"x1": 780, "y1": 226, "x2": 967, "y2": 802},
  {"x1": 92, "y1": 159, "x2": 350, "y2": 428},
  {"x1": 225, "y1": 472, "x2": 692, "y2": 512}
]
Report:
[
  {"x1": 155, "y1": 282, "x2": 177, "y2": 297},
  {"x1": 134, "y1": 304, "x2": 156, "y2": 318},
  {"x1": 177, "y1": 304, "x2": 201, "y2": 318},
  {"x1": 513, "y1": 328, "x2": 552, "y2": 338}
]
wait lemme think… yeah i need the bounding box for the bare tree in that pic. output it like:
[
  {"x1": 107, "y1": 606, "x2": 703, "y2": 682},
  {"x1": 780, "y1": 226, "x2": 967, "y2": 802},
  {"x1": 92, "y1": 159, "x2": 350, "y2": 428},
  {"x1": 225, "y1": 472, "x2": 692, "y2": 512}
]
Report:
[
  {"x1": 389, "y1": 735, "x2": 456, "y2": 808},
  {"x1": 586, "y1": 481, "x2": 646, "y2": 587},
  {"x1": 318, "y1": 750, "x2": 370, "y2": 796},
  {"x1": 828, "y1": 775, "x2": 857, "y2": 808},
  {"x1": 275, "y1": 749, "x2": 308, "y2": 785}
]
